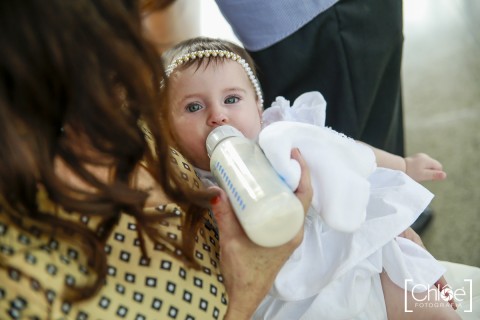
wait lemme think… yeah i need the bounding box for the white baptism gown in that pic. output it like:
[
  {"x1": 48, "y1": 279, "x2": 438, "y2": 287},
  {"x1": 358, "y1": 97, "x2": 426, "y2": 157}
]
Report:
[{"x1": 198, "y1": 92, "x2": 446, "y2": 319}]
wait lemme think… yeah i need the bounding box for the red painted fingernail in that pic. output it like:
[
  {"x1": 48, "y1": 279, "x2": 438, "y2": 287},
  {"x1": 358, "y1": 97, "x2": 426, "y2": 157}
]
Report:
[{"x1": 210, "y1": 195, "x2": 221, "y2": 205}]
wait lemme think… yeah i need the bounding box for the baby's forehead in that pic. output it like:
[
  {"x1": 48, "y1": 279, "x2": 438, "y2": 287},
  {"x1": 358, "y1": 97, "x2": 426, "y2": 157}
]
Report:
[{"x1": 171, "y1": 59, "x2": 248, "y2": 84}]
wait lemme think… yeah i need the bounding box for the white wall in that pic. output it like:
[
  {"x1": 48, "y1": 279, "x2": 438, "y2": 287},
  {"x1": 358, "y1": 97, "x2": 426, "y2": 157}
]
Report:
[{"x1": 199, "y1": 1, "x2": 241, "y2": 46}]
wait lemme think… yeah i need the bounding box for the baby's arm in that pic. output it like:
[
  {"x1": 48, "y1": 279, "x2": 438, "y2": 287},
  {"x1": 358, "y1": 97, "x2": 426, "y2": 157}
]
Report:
[{"x1": 361, "y1": 143, "x2": 447, "y2": 182}]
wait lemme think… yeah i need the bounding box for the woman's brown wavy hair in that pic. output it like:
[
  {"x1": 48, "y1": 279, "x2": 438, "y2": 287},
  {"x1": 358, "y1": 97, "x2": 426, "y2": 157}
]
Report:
[{"x1": 0, "y1": 0, "x2": 213, "y2": 302}]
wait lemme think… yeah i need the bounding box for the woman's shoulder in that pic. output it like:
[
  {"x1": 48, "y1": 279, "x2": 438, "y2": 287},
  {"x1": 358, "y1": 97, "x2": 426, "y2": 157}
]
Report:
[
  {"x1": 0, "y1": 191, "x2": 228, "y2": 319},
  {"x1": 67, "y1": 210, "x2": 227, "y2": 320},
  {"x1": 0, "y1": 202, "x2": 92, "y2": 318}
]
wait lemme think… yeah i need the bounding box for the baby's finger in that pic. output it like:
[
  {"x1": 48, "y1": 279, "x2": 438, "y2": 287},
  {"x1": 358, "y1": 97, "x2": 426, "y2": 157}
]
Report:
[
  {"x1": 427, "y1": 157, "x2": 444, "y2": 171},
  {"x1": 431, "y1": 170, "x2": 447, "y2": 181},
  {"x1": 422, "y1": 169, "x2": 447, "y2": 181},
  {"x1": 415, "y1": 169, "x2": 447, "y2": 182}
]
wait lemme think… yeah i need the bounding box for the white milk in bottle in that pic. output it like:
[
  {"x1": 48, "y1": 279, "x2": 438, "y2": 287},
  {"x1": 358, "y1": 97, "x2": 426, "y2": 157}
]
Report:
[{"x1": 206, "y1": 125, "x2": 304, "y2": 247}]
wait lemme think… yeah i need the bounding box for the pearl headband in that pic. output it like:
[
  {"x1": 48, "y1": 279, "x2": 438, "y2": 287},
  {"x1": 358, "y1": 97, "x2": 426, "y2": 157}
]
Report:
[{"x1": 165, "y1": 49, "x2": 264, "y2": 106}]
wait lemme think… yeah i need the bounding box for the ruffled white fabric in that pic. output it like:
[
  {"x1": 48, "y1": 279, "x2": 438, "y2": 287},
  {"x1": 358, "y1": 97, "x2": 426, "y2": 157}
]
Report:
[
  {"x1": 261, "y1": 91, "x2": 378, "y2": 232},
  {"x1": 251, "y1": 92, "x2": 446, "y2": 319},
  {"x1": 262, "y1": 91, "x2": 328, "y2": 127},
  {"x1": 259, "y1": 121, "x2": 376, "y2": 232}
]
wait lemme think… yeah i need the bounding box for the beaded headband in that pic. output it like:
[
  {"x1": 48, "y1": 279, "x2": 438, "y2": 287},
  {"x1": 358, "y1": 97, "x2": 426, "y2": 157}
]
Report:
[{"x1": 165, "y1": 49, "x2": 264, "y2": 106}]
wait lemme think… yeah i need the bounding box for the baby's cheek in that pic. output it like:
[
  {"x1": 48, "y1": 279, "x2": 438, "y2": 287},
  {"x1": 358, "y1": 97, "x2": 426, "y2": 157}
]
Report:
[
  {"x1": 189, "y1": 148, "x2": 211, "y2": 171},
  {"x1": 243, "y1": 124, "x2": 262, "y2": 140},
  {"x1": 182, "y1": 138, "x2": 211, "y2": 170}
]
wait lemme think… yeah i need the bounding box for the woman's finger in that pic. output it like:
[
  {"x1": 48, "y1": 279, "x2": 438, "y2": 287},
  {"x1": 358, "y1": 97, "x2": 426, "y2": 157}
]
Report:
[{"x1": 290, "y1": 148, "x2": 313, "y2": 214}]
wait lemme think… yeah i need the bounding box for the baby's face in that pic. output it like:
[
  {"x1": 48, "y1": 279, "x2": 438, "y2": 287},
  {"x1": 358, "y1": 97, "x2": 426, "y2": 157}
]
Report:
[{"x1": 168, "y1": 60, "x2": 262, "y2": 170}]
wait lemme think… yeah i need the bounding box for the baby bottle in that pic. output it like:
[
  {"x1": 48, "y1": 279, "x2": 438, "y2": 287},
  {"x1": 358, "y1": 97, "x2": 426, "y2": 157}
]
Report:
[{"x1": 206, "y1": 125, "x2": 304, "y2": 247}]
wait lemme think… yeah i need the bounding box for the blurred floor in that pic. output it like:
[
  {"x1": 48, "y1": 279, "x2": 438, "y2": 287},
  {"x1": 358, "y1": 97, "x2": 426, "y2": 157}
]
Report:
[
  {"x1": 199, "y1": 1, "x2": 480, "y2": 267},
  {"x1": 403, "y1": 0, "x2": 480, "y2": 267}
]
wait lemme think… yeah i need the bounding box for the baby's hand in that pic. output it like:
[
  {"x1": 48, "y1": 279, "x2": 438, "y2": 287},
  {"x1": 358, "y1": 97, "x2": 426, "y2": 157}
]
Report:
[{"x1": 405, "y1": 153, "x2": 447, "y2": 182}]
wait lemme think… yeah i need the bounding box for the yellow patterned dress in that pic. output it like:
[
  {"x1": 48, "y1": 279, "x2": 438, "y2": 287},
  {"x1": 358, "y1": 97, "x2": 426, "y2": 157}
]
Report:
[{"x1": 0, "y1": 150, "x2": 227, "y2": 320}]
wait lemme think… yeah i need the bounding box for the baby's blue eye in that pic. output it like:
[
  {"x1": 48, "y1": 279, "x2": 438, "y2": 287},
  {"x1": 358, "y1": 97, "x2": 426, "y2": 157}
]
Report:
[
  {"x1": 186, "y1": 103, "x2": 203, "y2": 113},
  {"x1": 225, "y1": 96, "x2": 240, "y2": 104}
]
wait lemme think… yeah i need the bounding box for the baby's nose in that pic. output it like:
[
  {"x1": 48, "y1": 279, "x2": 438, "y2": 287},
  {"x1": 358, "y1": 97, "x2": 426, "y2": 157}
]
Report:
[{"x1": 208, "y1": 109, "x2": 229, "y2": 126}]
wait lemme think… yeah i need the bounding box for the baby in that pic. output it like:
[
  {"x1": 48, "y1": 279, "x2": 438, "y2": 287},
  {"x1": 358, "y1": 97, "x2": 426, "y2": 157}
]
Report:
[{"x1": 162, "y1": 37, "x2": 459, "y2": 319}]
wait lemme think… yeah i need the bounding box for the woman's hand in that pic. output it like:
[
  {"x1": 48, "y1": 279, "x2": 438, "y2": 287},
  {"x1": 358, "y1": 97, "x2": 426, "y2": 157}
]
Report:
[
  {"x1": 405, "y1": 153, "x2": 447, "y2": 182},
  {"x1": 209, "y1": 148, "x2": 312, "y2": 319},
  {"x1": 291, "y1": 148, "x2": 314, "y2": 213}
]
